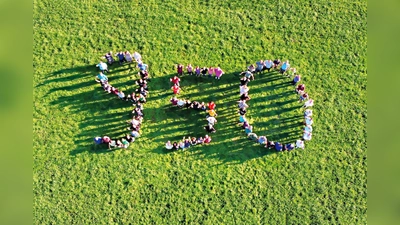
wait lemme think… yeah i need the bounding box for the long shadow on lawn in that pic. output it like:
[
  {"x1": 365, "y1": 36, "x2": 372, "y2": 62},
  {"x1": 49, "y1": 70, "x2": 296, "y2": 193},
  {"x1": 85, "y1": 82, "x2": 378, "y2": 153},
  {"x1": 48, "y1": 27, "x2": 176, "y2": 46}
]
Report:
[
  {"x1": 43, "y1": 63, "x2": 304, "y2": 162},
  {"x1": 149, "y1": 70, "x2": 305, "y2": 163}
]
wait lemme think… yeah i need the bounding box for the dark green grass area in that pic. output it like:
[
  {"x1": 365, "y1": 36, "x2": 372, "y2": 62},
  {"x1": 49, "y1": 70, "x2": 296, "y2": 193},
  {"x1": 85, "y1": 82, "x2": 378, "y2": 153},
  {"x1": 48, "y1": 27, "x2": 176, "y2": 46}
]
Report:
[{"x1": 33, "y1": 0, "x2": 367, "y2": 224}]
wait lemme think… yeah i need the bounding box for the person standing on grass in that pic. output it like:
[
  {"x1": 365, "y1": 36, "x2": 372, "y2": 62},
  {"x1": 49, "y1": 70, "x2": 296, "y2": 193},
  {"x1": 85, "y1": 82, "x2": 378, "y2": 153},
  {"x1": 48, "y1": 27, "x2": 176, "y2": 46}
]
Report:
[
  {"x1": 240, "y1": 93, "x2": 251, "y2": 101},
  {"x1": 172, "y1": 84, "x2": 181, "y2": 95},
  {"x1": 240, "y1": 70, "x2": 254, "y2": 81},
  {"x1": 96, "y1": 61, "x2": 109, "y2": 73},
  {"x1": 245, "y1": 125, "x2": 253, "y2": 134},
  {"x1": 195, "y1": 66, "x2": 201, "y2": 76},
  {"x1": 263, "y1": 59, "x2": 273, "y2": 72},
  {"x1": 177, "y1": 64, "x2": 184, "y2": 76},
  {"x1": 187, "y1": 64, "x2": 194, "y2": 76},
  {"x1": 125, "y1": 134, "x2": 135, "y2": 143},
  {"x1": 299, "y1": 92, "x2": 309, "y2": 102},
  {"x1": 296, "y1": 83, "x2": 305, "y2": 94},
  {"x1": 304, "y1": 109, "x2": 312, "y2": 117},
  {"x1": 258, "y1": 136, "x2": 267, "y2": 145},
  {"x1": 201, "y1": 67, "x2": 208, "y2": 77},
  {"x1": 170, "y1": 76, "x2": 180, "y2": 86},
  {"x1": 292, "y1": 74, "x2": 301, "y2": 85},
  {"x1": 240, "y1": 85, "x2": 249, "y2": 95},
  {"x1": 238, "y1": 100, "x2": 249, "y2": 110},
  {"x1": 304, "y1": 124, "x2": 313, "y2": 133},
  {"x1": 275, "y1": 142, "x2": 283, "y2": 151},
  {"x1": 256, "y1": 60, "x2": 264, "y2": 73},
  {"x1": 138, "y1": 62, "x2": 148, "y2": 72},
  {"x1": 170, "y1": 96, "x2": 178, "y2": 106},
  {"x1": 207, "y1": 116, "x2": 217, "y2": 126},
  {"x1": 273, "y1": 59, "x2": 281, "y2": 69},
  {"x1": 95, "y1": 72, "x2": 108, "y2": 84},
  {"x1": 238, "y1": 107, "x2": 246, "y2": 116},
  {"x1": 125, "y1": 51, "x2": 133, "y2": 63},
  {"x1": 215, "y1": 66, "x2": 224, "y2": 79},
  {"x1": 303, "y1": 99, "x2": 314, "y2": 108},
  {"x1": 203, "y1": 135, "x2": 212, "y2": 144},
  {"x1": 207, "y1": 101, "x2": 216, "y2": 110},
  {"x1": 117, "y1": 90, "x2": 126, "y2": 100},
  {"x1": 172, "y1": 142, "x2": 179, "y2": 150},
  {"x1": 247, "y1": 132, "x2": 258, "y2": 142},
  {"x1": 207, "y1": 109, "x2": 218, "y2": 118},
  {"x1": 296, "y1": 140, "x2": 305, "y2": 149},
  {"x1": 240, "y1": 76, "x2": 250, "y2": 87},
  {"x1": 133, "y1": 52, "x2": 142, "y2": 62},
  {"x1": 248, "y1": 64, "x2": 256, "y2": 74},
  {"x1": 303, "y1": 131, "x2": 312, "y2": 141},
  {"x1": 177, "y1": 98, "x2": 186, "y2": 108},
  {"x1": 280, "y1": 60, "x2": 290, "y2": 75},
  {"x1": 115, "y1": 51, "x2": 126, "y2": 65},
  {"x1": 286, "y1": 143, "x2": 295, "y2": 151},
  {"x1": 208, "y1": 66, "x2": 214, "y2": 78},
  {"x1": 103, "y1": 51, "x2": 115, "y2": 65}
]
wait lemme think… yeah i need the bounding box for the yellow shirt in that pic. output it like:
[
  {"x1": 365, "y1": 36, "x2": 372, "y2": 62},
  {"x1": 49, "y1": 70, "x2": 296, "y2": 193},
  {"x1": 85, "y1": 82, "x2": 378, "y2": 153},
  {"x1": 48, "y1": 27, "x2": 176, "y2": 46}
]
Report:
[{"x1": 208, "y1": 110, "x2": 217, "y2": 117}]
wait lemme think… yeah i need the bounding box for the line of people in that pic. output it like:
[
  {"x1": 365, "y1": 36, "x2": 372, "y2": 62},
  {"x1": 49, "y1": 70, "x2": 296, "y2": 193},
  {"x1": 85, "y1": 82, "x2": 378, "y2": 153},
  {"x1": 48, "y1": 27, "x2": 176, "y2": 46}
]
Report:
[
  {"x1": 165, "y1": 135, "x2": 212, "y2": 151},
  {"x1": 176, "y1": 64, "x2": 225, "y2": 79},
  {"x1": 236, "y1": 58, "x2": 317, "y2": 151},
  {"x1": 93, "y1": 51, "x2": 150, "y2": 150}
]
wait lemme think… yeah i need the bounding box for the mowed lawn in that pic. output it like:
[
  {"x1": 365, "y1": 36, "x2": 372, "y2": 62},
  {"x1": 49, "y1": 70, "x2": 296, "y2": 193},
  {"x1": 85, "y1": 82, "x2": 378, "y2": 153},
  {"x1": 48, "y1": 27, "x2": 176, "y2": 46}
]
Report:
[{"x1": 33, "y1": 0, "x2": 367, "y2": 224}]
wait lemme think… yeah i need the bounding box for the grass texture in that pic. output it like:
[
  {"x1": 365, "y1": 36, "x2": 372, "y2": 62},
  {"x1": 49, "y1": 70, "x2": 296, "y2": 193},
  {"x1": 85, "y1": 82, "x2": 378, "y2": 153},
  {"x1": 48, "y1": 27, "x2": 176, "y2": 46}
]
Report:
[{"x1": 33, "y1": 0, "x2": 367, "y2": 224}]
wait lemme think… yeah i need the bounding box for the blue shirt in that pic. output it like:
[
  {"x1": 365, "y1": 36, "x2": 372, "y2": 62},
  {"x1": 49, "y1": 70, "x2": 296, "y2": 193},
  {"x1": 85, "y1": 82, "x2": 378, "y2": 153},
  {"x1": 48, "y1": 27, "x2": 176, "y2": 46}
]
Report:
[
  {"x1": 294, "y1": 76, "x2": 300, "y2": 82},
  {"x1": 245, "y1": 127, "x2": 252, "y2": 134},
  {"x1": 256, "y1": 61, "x2": 263, "y2": 70},
  {"x1": 138, "y1": 64, "x2": 148, "y2": 71},
  {"x1": 117, "y1": 53, "x2": 125, "y2": 60},
  {"x1": 97, "y1": 73, "x2": 108, "y2": 81},
  {"x1": 239, "y1": 115, "x2": 246, "y2": 123},
  {"x1": 281, "y1": 62, "x2": 289, "y2": 70},
  {"x1": 275, "y1": 142, "x2": 283, "y2": 151},
  {"x1": 264, "y1": 60, "x2": 273, "y2": 68},
  {"x1": 94, "y1": 137, "x2": 103, "y2": 144},
  {"x1": 286, "y1": 144, "x2": 294, "y2": 150}
]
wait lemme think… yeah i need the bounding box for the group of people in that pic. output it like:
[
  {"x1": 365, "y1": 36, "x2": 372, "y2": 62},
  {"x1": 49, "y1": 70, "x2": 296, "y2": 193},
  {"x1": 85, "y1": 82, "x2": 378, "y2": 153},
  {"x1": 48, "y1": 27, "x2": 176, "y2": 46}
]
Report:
[
  {"x1": 165, "y1": 135, "x2": 212, "y2": 150},
  {"x1": 176, "y1": 64, "x2": 225, "y2": 79},
  {"x1": 94, "y1": 51, "x2": 150, "y2": 150},
  {"x1": 102, "y1": 51, "x2": 142, "y2": 65},
  {"x1": 236, "y1": 58, "x2": 316, "y2": 151}
]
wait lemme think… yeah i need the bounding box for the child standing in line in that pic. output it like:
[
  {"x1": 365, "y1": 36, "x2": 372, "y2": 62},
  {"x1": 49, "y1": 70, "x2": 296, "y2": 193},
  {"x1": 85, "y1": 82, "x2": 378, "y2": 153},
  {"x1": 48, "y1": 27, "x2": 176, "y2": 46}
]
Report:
[
  {"x1": 195, "y1": 66, "x2": 201, "y2": 76},
  {"x1": 187, "y1": 64, "x2": 193, "y2": 76},
  {"x1": 208, "y1": 66, "x2": 214, "y2": 78},
  {"x1": 177, "y1": 64, "x2": 184, "y2": 76}
]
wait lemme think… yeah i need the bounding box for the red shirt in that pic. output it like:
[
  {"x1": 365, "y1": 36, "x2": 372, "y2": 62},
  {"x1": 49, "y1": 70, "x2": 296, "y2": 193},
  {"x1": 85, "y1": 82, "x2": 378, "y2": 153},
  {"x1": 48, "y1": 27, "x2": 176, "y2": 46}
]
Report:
[
  {"x1": 170, "y1": 98, "x2": 178, "y2": 105},
  {"x1": 172, "y1": 86, "x2": 180, "y2": 94},
  {"x1": 207, "y1": 102, "x2": 216, "y2": 110},
  {"x1": 204, "y1": 137, "x2": 211, "y2": 143},
  {"x1": 171, "y1": 76, "x2": 180, "y2": 84}
]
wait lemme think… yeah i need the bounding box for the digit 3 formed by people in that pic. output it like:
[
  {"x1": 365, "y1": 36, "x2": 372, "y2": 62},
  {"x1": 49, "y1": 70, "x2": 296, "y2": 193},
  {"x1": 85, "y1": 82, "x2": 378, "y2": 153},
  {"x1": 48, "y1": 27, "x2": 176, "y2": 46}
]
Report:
[{"x1": 93, "y1": 51, "x2": 148, "y2": 151}]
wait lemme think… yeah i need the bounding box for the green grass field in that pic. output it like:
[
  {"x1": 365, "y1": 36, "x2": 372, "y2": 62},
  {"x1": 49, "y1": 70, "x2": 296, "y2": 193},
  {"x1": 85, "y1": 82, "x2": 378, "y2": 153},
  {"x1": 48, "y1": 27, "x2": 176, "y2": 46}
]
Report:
[{"x1": 33, "y1": 0, "x2": 367, "y2": 224}]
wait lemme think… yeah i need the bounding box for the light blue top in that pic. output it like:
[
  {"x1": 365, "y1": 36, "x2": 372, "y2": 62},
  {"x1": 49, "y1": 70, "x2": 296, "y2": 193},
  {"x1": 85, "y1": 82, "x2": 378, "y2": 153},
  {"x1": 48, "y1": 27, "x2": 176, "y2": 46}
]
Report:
[
  {"x1": 138, "y1": 64, "x2": 148, "y2": 71},
  {"x1": 281, "y1": 62, "x2": 289, "y2": 70},
  {"x1": 97, "y1": 62, "x2": 107, "y2": 70},
  {"x1": 97, "y1": 73, "x2": 108, "y2": 81}
]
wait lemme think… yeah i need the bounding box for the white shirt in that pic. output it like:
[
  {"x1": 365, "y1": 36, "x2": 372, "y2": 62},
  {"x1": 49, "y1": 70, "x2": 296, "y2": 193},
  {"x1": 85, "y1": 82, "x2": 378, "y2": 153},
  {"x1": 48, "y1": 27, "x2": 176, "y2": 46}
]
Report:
[
  {"x1": 97, "y1": 62, "x2": 107, "y2": 70},
  {"x1": 304, "y1": 99, "x2": 314, "y2": 108},
  {"x1": 134, "y1": 52, "x2": 141, "y2": 61},
  {"x1": 303, "y1": 132, "x2": 312, "y2": 141},
  {"x1": 296, "y1": 140, "x2": 305, "y2": 149},
  {"x1": 304, "y1": 109, "x2": 313, "y2": 117},
  {"x1": 240, "y1": 86, "x2": 249, "y2": 95},
  {"x1": 166, "y1": 143, "x2": 173, "y2": 149},
  {"x1": 177, "y1": 100, "x2": 185, "y2": 106},
  {"x1": 207, "y1": 117, "x2": 217, "y2": 125}
]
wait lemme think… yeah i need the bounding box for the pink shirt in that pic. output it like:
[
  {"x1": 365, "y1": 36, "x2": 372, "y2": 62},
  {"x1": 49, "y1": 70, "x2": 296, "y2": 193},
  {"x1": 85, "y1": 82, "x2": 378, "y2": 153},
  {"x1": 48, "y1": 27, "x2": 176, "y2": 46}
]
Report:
[
  {"x1": 208, "y1": 68, "x2": 214, "y2": 75},
  {"x1": 215, "y1": 68, "x2": 223, "y2": 77},
  {"x1": 187, "y1": 66, "x2": 193, "y2": 72}
]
